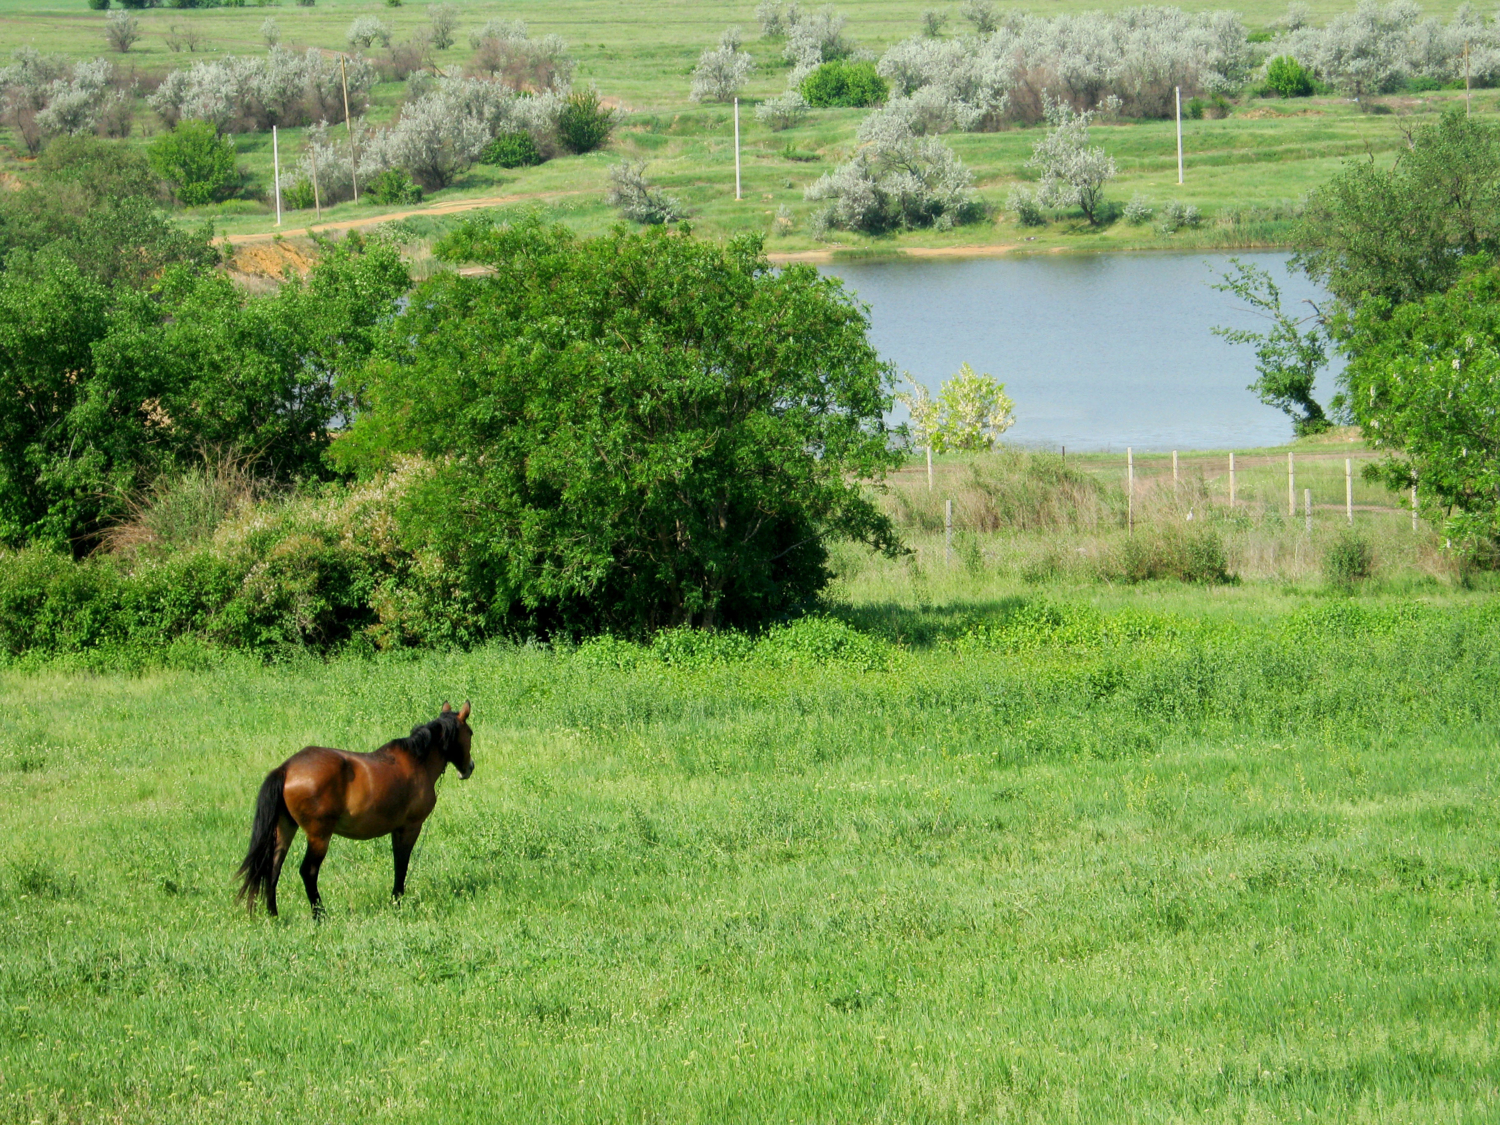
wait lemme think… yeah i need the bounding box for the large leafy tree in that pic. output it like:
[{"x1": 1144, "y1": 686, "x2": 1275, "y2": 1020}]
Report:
[
  {"x1": 0, "y1": 233, "x2": 408, "y2": 551},
  {"x1": 338, "y1": 218, "x2": 904, "y2": 635},
  {"x1": 1341, "y1": 260, "x2": 1500, "y2": 544},
  {"x1": 1297, "y1": 109, "x2": 1500, "y2": 311}
]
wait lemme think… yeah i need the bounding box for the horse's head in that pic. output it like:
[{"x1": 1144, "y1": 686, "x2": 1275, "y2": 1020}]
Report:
[{"x1": 441, "y1": 700, "x2": 475, "y2": 780}]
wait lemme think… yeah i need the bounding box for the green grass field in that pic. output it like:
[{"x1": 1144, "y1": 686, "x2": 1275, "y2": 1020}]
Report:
[
  {"x1": 1, "y1": 0, "x2": 1487, "y2": 254},
  {"x1": 5, "y1": 472, "x2": 1500, "y2": 1121}
]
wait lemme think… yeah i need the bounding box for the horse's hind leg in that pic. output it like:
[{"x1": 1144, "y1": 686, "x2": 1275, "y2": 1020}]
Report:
[
  {"x1": 391, "y1": 823, "x2": 423, "y2": 902},
  {"x1": 266, "y1": 816, "x2": 297, "y2": 918},
  {"x1": 299, "y1": 833, "x2": 331, "y2": 919}
]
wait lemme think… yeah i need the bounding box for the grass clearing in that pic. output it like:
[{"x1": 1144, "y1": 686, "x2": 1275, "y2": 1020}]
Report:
[{"x1": 4, "y1": 563, "x2": 1500, "y2": 1120}]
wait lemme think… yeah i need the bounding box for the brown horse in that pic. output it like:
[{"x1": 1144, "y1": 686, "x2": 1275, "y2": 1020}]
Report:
[{"x1": 237, "y1": 701, "x2": 475, "y2": 918}]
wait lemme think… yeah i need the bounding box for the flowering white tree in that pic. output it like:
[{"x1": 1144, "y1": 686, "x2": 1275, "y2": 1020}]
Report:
[
  {"x1": 346, "y1": 17, "x2": 393, "y2": 51},
  {"x1": 1027, "y1": 98, "x2": 1115, "y2": 224},
  {"x1": 35, "y1": 58, "x2": 114, "y2": 138},
  {"x1": 690, "y1": 28, "x2": 755, "y2": 102},
  {"x1": 933, "y1": 363, "x2": 1015, "y2": 451}
]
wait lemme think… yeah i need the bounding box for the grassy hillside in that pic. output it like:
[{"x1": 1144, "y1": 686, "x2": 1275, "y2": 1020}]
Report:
[{"x1": 0, "y1": 0, "x2": 1485, "y2": 253}]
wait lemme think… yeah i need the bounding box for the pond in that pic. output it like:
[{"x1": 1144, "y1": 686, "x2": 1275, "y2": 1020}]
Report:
[{"x1": 821, "y1": 251, "x2": 1340, "y2": 452}]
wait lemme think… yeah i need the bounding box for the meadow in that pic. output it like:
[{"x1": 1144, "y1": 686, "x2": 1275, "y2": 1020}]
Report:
[
  {"x1": 0, "y1": 0, "x2": 1487, "y2": 254},
  {"x1": 5, "y1": 435, "x2": 1500, "y2": 1121}
]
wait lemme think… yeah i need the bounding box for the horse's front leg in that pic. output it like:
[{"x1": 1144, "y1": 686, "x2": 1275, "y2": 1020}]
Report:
[{"x1": 391, "y1": 823, "x2": 424, "y2": 902}]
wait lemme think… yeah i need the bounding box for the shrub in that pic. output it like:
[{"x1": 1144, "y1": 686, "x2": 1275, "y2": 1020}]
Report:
[
  {"x1": 149, "y1": 49, "x2": 377, "y2": 133},
  {"x1": 1157, "y1": 199, "x2": 1201, "y2": 234},
  {"x1": 556, "y1": 87, "x2": 616, "y2": 153},
  {"x1": 755, "y1": 90, "x2": 810, "y2": 131},
  {"x1": 1324, "y1": 530, "x2": 1375, "y2": 586},
  {"x1": 1123, "y1": 193, "x2": 1154, "y2": 224},
  {"x1": 104, "y1": 10, "x2": 140, "y2": 52},
  {"x1": 806, "y1": 110, "x2": 980, "y2": 233},
  {"x1": 1108, "y1": 527, "x2": 1233, "y2": 585},
  {"x1": 88, "y1": 0, "x2": 111, "y2": 9},
  {"x1": 960, "y1": 0, "x2": 998, "y2": 34},
  {"x1": 921, "y1": 9, "x2": 947, "y2": 37},
  {"x1": 800, "y1": 59, "x2": 887, "y2": 107},
  {"x1": 1266, "y1": 54, "x2": 1315, "y2": 96},
  {"x1": 366, "y1": 168, "x2": 423, "y2": 204},
  {"x1": 605, "y1": 160, "x2": 684, "y2": 224},
  {"x1": 148, "y1": 120, "x2": 238, "y2": 205},
  {"x1": 1007, "y1": 184, "x2": 1046, "y2": 226},
  {"x1": 428, "y1": 2, "x2": 458, "y2": 51},
  {"x1": 281, "y1": 178, "x2": 315, "y2": 209},
  {"x1": 260, "y1": 16, "x2": 279, "y2": 47},
  {"x1": 467, "y1": 23, "x2": 574, "y2": 90},
  {"x1": 480, "y1": 131, "x2": 542, "y2": 168}
]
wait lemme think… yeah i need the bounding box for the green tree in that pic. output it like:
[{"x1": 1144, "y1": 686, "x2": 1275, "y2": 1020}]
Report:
[
  {"x1": 148, "y1": 121, "x2": 239, "y2": 206},
  {"x1": 337, "y1": 218, "x2": 903, "y2": 635},
  {"x1": 555, "y1": 88, "x2": 616, "y2": 154},
  {"x1": 931, "y1": 363, "x2": 1014, "y2": 452},
  {"x1": 1213, "y1": 258, "x2": 1333, "y2": 436},
  {"x1": 0, "y1": 236, "x2": 407, "y2": 551},
  {"x1": 1296, "y1": 109, "x2": 1500, "y2": 311},
  {"x1": 1265, "y1": 55, "x2": 1314, "y2": 97},
  {"x1": 800, "y1": 59, "x2": 888, "y2": 107},
  {"x1": 1340, "y1": 259, "x2": 1500, "y2": 545}
]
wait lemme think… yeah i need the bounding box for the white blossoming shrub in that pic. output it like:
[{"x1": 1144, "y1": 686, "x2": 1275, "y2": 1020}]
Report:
[
  {"x1": 754, "y1": 89, "x2": 810, "y2": 129},
  {"x1": 149, "y1": 50, "x2": 377, "y2": 133},
  {"x1": 877, "y1": 7, "x2": 1252, "y2": 125},
  {"x1": 804, "y1": 109, "x2": 982, "y2": 233},
  {"x1": 1270, "y1": 0, "x2": 1500, "y2": 93}
]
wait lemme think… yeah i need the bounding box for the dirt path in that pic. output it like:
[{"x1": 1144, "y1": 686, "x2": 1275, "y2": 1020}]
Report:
[
  {"x1": 219, "y1": 190, "x2": 1038, "y2": 260},
  {"x1": 221, "y1": 190, "x2": 589, "y2": 244}
]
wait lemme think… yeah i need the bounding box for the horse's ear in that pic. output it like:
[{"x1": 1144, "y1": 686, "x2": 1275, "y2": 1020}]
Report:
[
  {"x1": 441, "y1": 701, "x2": 452, "y2": 713},
  {"x1": 457, "y1": 700, "x2": 470, "y2": 723}
]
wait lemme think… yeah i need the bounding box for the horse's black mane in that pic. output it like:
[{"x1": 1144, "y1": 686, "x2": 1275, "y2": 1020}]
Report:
[{"x1": 402, "y1": 711, "x2": 459, "y2": 762}]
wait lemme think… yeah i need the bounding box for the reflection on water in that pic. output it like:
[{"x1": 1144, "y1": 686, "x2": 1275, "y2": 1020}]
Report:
[{"x1": 820, "y1": 251, "x2": 1340, "y2": 451}]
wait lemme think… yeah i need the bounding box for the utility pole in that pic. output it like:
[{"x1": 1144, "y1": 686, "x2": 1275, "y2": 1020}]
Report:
[
  {"x1": 340, "y1": 55, "x2": 359, "y2": 204},
  {"x1": 309, "y1": 141, "x2": 322, "y2": 221},
  {"x1": 272, "y1": 125, "x2": 282, "y2": 226},
  {"x1": 1175, "y1": 85, "x2": 1183, "y2": 186}
]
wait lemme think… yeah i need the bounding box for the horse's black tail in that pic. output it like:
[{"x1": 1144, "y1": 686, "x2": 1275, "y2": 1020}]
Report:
[{"x1": 237, "y1": 768, "x2": 287, "y2": 911}]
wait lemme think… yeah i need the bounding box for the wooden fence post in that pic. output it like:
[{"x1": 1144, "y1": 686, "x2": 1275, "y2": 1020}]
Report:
[
  {"x1": 1229, "y1": 451, "x2": 1235, "y2": 506},
  {"x1": 1172, "y1": 450, "x2": 1178, "y2": 484}
]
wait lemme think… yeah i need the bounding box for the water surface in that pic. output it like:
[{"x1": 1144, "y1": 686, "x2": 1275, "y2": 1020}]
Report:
[{"x1": 821, "y1": 252, "x2": 1339, "y2": 451}]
